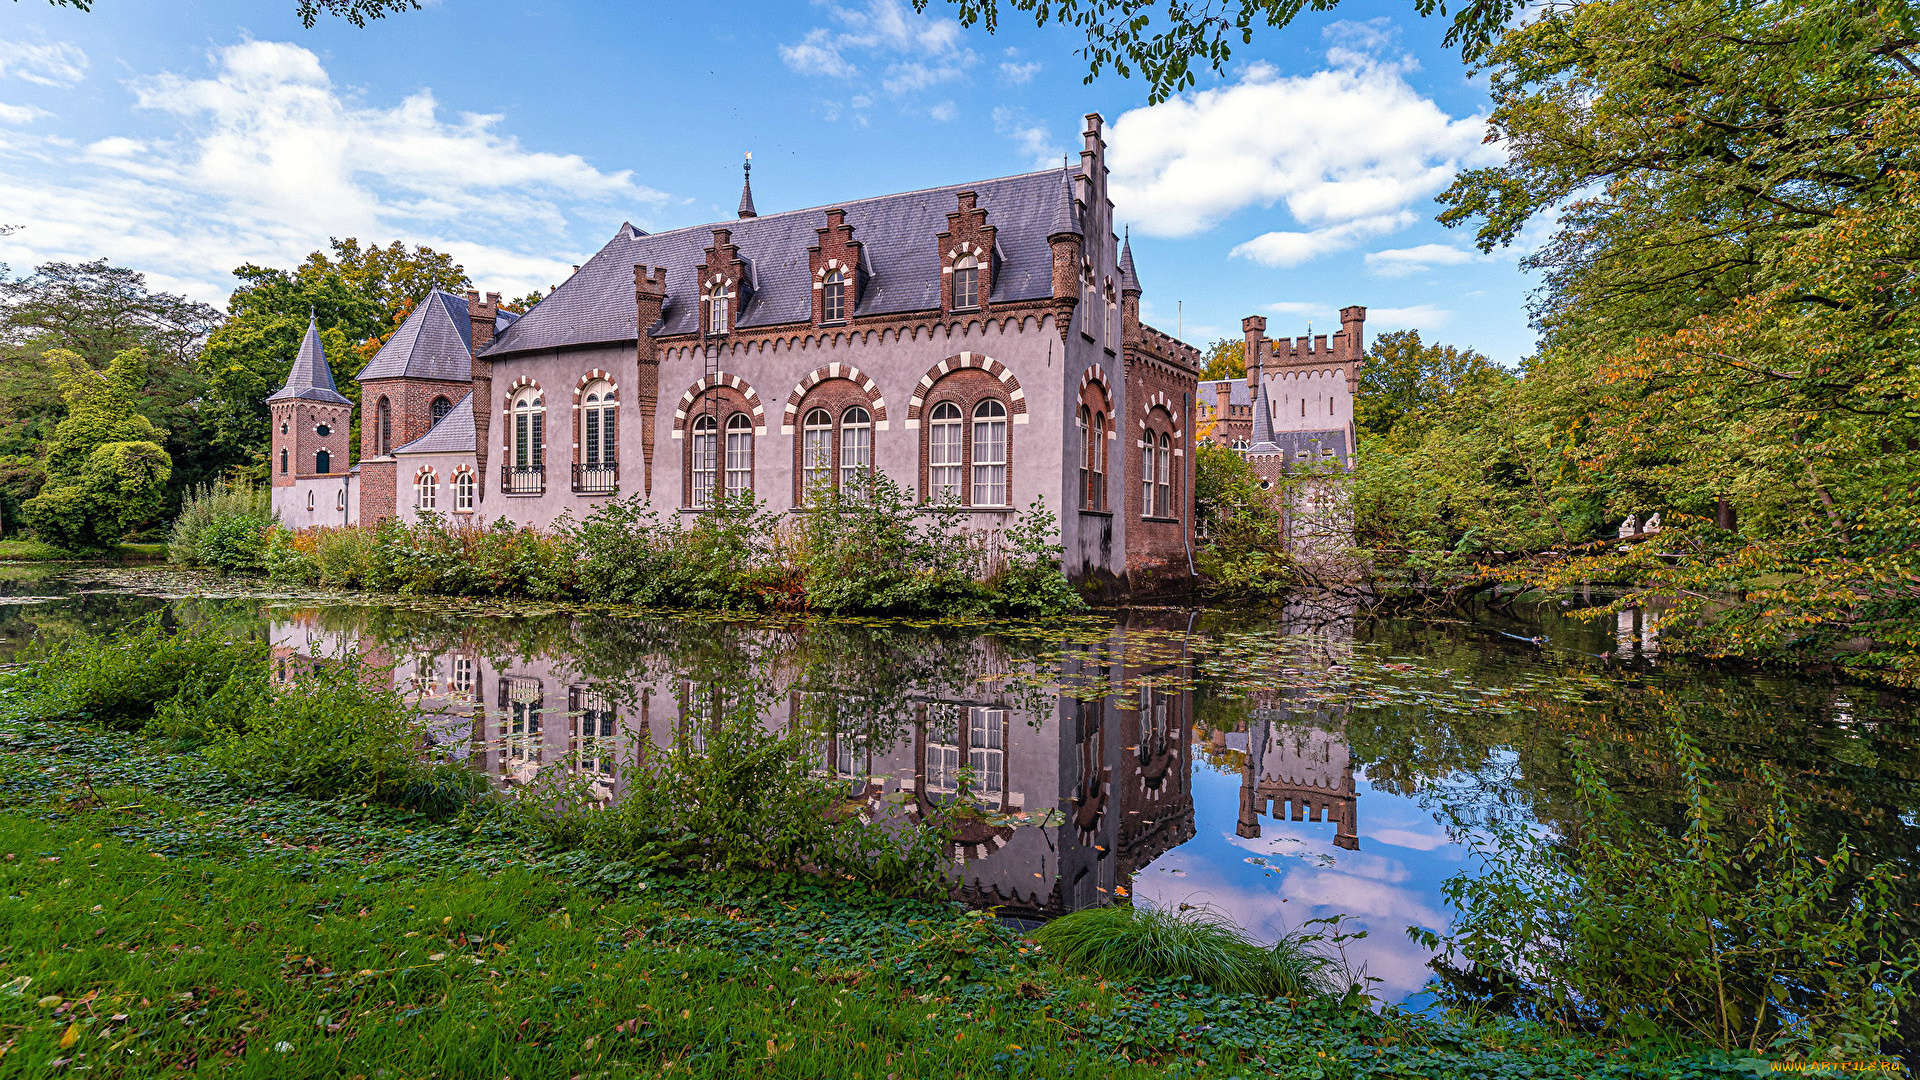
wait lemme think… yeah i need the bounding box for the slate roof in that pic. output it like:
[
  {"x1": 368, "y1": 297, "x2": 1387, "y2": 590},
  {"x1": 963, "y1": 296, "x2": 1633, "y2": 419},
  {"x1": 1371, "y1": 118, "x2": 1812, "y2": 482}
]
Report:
[
  {"x1": 1199, "y1": 378, "x2": 1250, "y2": 407},
  {"x1": 391, "y1": 392, "x2": 475, "y2": 455},
  {"x1": 268, "y1": 314, "x2": 351, "y2": 405},
  {"x1": 1047, "y1": 168, "x2": 1081, "y2": 239},
  {"x1": 358, "y1": 289, "x2": 474, "y2": 382},
  {"x1": 1248, "y1": 381, "x2": 1278, "y2": 450},
  {"x1": 482, "y1": 166, "x2": 1079, "y2": 357}
]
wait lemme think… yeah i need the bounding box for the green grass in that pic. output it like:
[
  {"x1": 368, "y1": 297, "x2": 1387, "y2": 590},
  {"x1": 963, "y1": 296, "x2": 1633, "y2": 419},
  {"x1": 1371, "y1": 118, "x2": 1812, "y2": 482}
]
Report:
[
  {"x1": 0, "y1": 540, "x2": 167, "y2": 562},
  {"x1": 1032, "y1": 903, "x2": 1338, "y2": 999},
  {"x1": 0, "y1": 716, "x2": 1772, "y2": 1079}
]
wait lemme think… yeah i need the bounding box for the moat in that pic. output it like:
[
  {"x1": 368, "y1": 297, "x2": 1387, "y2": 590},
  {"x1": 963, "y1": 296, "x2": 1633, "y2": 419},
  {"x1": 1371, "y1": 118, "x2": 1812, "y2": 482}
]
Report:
[{"x1": 3, "y1": 565, "x2": 1915, "y2": 1011}]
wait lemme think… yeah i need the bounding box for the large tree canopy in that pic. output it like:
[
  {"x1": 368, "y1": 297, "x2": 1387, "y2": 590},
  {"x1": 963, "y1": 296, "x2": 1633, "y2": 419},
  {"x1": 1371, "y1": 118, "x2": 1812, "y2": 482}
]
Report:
[{"x1": 21, "y1": 349, "x2": 172, "y2": 550}]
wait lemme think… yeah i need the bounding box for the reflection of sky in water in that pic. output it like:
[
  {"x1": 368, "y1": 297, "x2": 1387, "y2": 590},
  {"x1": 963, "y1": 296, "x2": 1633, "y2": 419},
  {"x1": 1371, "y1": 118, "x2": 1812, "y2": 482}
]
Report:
[{"x1": 1134, "y1": 759, "x2": 1464, "y2": 1006}]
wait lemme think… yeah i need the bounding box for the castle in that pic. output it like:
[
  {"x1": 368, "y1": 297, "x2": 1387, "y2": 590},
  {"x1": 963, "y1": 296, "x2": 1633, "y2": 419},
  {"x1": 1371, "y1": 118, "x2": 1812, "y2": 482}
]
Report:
[{"x1": 269, "y1": 113, "x2": 1362, "y2": 588}]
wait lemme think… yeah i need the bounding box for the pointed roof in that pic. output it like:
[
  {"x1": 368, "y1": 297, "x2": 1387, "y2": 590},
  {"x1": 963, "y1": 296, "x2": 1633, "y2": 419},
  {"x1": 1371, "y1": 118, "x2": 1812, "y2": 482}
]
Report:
[
  {"x1": 267, "y1": 313, "x2": 351, "y2": 405},
  {"x1": 391, "y1": 392, "x2": 475, "y2": 455},
  {"x1": 357, "y1": 289, "x2": 473, "y2": 383},
  {"x1": 1248, "y1": 371, "x2": 1280, "y2": 452},
  {"x1": 1048, "y1": 166, "x2": 1082, "y2": 239},
  {"x1": 738, "y1": 158, "x2": 757, "y2": 219},
  {"x1": 1119, "y1": 230, "x2": 1141, "y2": 293}
]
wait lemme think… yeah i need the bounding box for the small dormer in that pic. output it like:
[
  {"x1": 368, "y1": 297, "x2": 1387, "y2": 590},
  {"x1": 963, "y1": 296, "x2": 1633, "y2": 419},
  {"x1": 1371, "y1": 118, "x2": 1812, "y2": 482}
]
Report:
[
  {"x1": 809, "y1": 208, "x2": 864, "y2": 326},
  {"x1": 699, "y1": 227, "x2": 749, "y2": 336},
  {"x1": 936, "y1": 190, "x2": 997, "y2": 316}
]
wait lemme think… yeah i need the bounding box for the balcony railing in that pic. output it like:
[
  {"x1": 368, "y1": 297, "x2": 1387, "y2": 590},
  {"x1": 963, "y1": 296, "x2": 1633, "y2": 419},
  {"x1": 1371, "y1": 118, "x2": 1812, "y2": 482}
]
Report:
[
  {"x1": 573, "y1": 461, "x2": 618, "y2": 495},
  {"x1": 502, "y1": 464, "x2": 545, "y2": 495}
]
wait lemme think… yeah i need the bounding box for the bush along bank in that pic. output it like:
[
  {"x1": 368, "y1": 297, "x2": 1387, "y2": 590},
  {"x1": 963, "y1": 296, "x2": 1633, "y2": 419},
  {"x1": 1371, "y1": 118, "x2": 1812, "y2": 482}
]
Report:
[
  {"x1": 179, "y1": 474, "x2": 1085, "y2": 618},
  {"x1": 0, "y1": 618, "x2": 1847, "y2": 1077}
]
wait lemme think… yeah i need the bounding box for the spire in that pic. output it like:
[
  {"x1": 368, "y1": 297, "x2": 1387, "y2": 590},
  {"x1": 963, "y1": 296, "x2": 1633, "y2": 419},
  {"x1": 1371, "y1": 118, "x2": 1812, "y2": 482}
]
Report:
[
  {"x1": 737, "y1": 152, "x2": 757, "y2": 219},
  {"x1": 1119, "y1": 227, "x2": 1141, "y2": 294},
  {"x1": 267, "y1": 311, "x2": 349, "y2": 405},
  {"x1": 1248, "y1": 340, "x2": 1279, "y2": 451},
  {"x1": 1047, "y1": 164, "x2": 1081, "y2": 240}
]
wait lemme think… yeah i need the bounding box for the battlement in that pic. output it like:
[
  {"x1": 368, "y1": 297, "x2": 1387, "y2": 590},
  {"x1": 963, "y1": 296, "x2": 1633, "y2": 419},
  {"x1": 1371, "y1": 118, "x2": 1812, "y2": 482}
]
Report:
[{"x1": 1137, "y1": 322, "x2": 1200, "y2": 370}]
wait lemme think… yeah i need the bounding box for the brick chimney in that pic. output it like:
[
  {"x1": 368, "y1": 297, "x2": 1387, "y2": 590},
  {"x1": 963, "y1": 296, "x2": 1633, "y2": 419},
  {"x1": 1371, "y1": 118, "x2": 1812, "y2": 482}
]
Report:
[
  {"x1": 633, "y1": 265, "x2": 669, "y2": 498},
  {"x1": 468, "y1": 290, "x2": 500, "y2": 500}
]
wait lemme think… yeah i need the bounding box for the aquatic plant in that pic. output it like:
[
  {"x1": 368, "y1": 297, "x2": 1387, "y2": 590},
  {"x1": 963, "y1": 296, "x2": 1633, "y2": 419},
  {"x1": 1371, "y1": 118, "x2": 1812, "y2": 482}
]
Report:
[
  {"x1": 1033, "y1": 903, "x2": 1339, "y2": 999},
  {"x1": 7, "y1": 613, "x2": 267, "y2": 731}
]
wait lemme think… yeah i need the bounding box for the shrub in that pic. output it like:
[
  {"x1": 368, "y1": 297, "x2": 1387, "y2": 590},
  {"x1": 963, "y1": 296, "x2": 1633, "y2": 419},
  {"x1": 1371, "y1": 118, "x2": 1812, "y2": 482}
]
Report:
[
  {"x1": 169, "y1": 481, "x2": 273, "y2": 567},
  {"x1": 196, "y1": 513, "x2": 274, "y2": 573},
  {"x1": 202, "y1": 655, "x2": 457, "y2": 806},
  {"x1": 984, "y1": 498, "x2": 1084, "y2": 618},
  {"x1": 798, "y1": 474, "x2": 987, "y2": 616},
  {"x1": 1194, "y1": 440, "x2": 1297, "y2": 598},
  {"x1": 12, "y1": 615, "x2": 268, "y2": 731},
  {"x1": 1422, "y1": 723, "x2": 1920, "y2": 1055},
  {"x1": 1033, "y1": 904, "x2": 1337, "y2": 999}
]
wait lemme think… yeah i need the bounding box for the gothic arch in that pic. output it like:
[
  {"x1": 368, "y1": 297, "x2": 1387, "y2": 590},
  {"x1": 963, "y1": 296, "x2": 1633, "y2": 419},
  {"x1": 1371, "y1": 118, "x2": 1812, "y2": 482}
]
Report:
[{"x1": 781, "y1": 364, "x2": 888, "y2": 434}]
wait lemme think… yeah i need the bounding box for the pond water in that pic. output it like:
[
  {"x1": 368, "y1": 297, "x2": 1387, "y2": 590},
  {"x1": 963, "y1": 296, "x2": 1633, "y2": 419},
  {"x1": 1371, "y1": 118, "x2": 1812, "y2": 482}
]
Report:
[{"x1": 2, "y1": 565, "x2": 1916, "y2": 1016}]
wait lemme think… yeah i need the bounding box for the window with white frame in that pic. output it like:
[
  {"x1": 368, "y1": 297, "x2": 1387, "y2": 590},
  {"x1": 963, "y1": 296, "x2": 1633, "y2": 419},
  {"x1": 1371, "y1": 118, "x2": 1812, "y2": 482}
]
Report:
[
  {"x1": 690, "y1": 413, "x2": 719, "y2": 508},
  {"x1": 724, "y1": 413, "x2": 753, "y2": 500},
  {"x1": 927, "y1": 401, "x2": 963, "y2": 503},
  {"x1": 581, "y1": 379, "x2": 616, "y2": 468},
  {"x1": 925, "y1": 704, "x2": 961, "y2": 794},
  {"x1": 801, "y1": 407, "x2": 833, "y2": 502},
  {"x1": 572, "y1": 685, "x2": 616, "y2": 776},
  {"x1": 414, "y1": 468, "x2": 437, "y2": 511},
  {"x1": 453, "y1": 468, "x2": 476, "y2": 512},
  {"x1": 840, "y1": 405, "x2": 871, "y2": 494},
  {"x1": 306, "y1": 490, "x2": 315, "y2": 511},
  {"x1": 952, "y1": 255, "x2": 980, "y2": 310},
  {"x1": 451, "y1": 655, "x2": 475, "y2": 698},
  {"x1": 430, "y1": 396, "x2": 452, "y2": 426},
  {"x1": 1140, "y1": 439, "x2": 1155, "y2": 517},
  {"x1": 968, "y1": 706, "x2": 1005, "y2": 800},
  {"x1": 709, "y1": 283, "x2": 731, "y2": 334},
  {"x1": 511, "y1": 388, "x2": 544, "y2": 470},
  {"x1": 503, "y1": 676, "x2": 542, "y2": 763},
  {"x1": 1157, "y1": 432, "x2": 1173, "y2": 518},
  {"x1": 1079, "y1": 405, "x2": 1106, "y2": 511},
  {"x1": 336, "y1": 488, "x2": 347, "y2": 511},
  {"x1": 971, "y1": 399, "x2": 1008, "y2": 507},
  {"x1": 821, "y1": 270, "x2": 847, "y2": 323}
]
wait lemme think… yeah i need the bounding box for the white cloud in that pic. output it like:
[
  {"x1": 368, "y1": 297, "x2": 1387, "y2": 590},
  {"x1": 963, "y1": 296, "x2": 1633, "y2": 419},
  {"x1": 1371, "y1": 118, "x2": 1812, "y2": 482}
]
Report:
[
  {"x1": 0, "y1": 40, "x2": 667, "y2": 301},
  {"x1": 998, "y1": 60, "x2": 1040, "y2": 85},
  {"x1": 992, "y1": 107, "x2": 1065, "y2": 170},
  {"x1": 1368, "y1": 304, "x2": 1454, "y2": 330},
  {"x1": 779, "y1": 0, "x2": 977, "y2": 96},
  {"x1": 0, "y1": 41, "x2": 89, "y2": 87},
  {"x1": 1364, "y1": 242, "x2": 1482, "y2": 276},
  {"x1": 1106, "y1": 21, "x2": 1497, "y2": 266},
  {"x1": 929, "y1": 100, "x2": 957, "y2": 122},
  {"x1": 0, "y1": 103, "x2": 51, "y2": 125},
  {"x1": 1261, "y1": 301, "x2": 1333, "y2": 319}
]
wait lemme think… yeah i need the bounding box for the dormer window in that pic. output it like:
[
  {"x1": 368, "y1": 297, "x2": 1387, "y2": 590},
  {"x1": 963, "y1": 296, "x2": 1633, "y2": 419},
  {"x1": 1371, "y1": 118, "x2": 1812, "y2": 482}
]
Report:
[
  {"x1": 710, "y1": 283, "x2": 731, "y2": 334},
  {"x1": 952, "y1": 255, "x2": 980, "y2": 311},
  {"x1": 821, "y1": 271, "x2": 846, "y2": 323}
]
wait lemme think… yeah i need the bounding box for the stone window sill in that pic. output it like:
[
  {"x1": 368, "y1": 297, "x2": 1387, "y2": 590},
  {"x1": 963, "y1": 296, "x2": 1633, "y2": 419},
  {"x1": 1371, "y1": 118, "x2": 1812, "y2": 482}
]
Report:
[
  {"x1": 921, "y1": 504, "x2": 1013, "y2": 515},
  {"x1": 1078, "y1": 508, "x2": 1113, "y2": 518},
  {"x1": 1141, "y1": 516, "x2": 1182, "y2": 525}
]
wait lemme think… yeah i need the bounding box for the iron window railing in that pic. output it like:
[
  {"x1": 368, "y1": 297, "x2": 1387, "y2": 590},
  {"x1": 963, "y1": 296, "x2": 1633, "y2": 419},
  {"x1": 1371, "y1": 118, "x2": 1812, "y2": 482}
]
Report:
[
  {"x1": 573, "y1": 461, "x2": 617, "y2": 495},
  {"x1": 502, "y1": 464, "x2": 546, "y2": 495}
]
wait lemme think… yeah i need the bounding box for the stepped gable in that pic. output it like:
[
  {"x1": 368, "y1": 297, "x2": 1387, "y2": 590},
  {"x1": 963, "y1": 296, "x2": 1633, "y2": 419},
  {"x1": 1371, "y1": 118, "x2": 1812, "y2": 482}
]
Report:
[
  {"x1": 357, "y1": 289, "x2": 475, "y2": 382},
  {"x1": 267, "y1": 314, "x2": 350, "y2": 405},
  {"x1": 481, "y1": 168, "x2": 1072, "y2": 357},
  {"x1": 391, "y1": 392, "x2": 476, "y2": 455}
]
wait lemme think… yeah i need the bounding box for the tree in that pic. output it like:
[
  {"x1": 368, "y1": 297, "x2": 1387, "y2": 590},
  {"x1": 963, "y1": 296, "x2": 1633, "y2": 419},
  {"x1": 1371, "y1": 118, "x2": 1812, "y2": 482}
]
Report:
[
  {"x1": 41, "y1": 0, "x2": 418, "y2": 27},
  {"x1": 1199, "y1": 338, "x2": 1244, "y2": 381},
  {"x1": 1434, "y1": 0, "x2": 1920, "y2": 680},
  {"x1": 919, "y1": 0, "x2": 1526, "y2": 101},
  {"x1": 196, "y1": 239, "x2": 470, "y2": 479},
  {"x1": 22, "y1": 349, "x2": 172, "y2": 550},
  {"x1": 1355, "y1": 330, "x2": 1507, "y2": 449}
]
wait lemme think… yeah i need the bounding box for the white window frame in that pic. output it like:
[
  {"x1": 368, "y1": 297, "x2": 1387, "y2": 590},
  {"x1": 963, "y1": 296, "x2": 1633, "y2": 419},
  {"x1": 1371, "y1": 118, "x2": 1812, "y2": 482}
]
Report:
[
  {"x1": 690, "y1": 413, "x2": 719, "y2": 508},
  {"x1": 970, "y1": 399, "x2": 1008, "y2": 508},
  {"x1": 581, "y1": 380, "x2": 616, "y2": 468},
  {"x1": 724, "y1": 412, "x2": 753, "y2": 501},
  {"x1": 801, "y1": 407, "x2": 833, "y2": 503},
  {"x1": 453, "y1": 468, "x2": 476, "y2": 512},
  {"x1": 951, "y1": 255, "x2": 980, "y2": 311},
  {"x1": 927, "y1": 401, "x2": 963, "y2": 503},
  {"x1": 840, "y1": 405, "x2": 872, "y2": 496},
  {"x1": 821, "y1": 270, "x2": 847, "y2": 323},
  {"x1": 710, "y1": 283, "x2": 731, "y2": 335},
  {"x1": 415, "y1": 468, "x2": 438, "y2": 511}
]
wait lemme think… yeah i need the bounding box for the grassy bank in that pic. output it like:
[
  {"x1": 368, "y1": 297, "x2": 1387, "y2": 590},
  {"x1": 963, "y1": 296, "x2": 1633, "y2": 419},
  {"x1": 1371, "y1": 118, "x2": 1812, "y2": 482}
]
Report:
[
  {"x1": 0, "y1": 540, "x2": 166, "y2": 563},
  {"x1": 0, "y1": 721, "x2": 1779, "y2": 1078}
]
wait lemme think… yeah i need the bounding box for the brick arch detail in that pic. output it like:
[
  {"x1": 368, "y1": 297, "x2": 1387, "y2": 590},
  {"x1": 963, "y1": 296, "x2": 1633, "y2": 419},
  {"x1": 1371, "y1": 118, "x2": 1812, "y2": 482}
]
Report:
[
  {"x1": 1137, "y1": 390, "x2": 1181, "y2": 435},
  {"x1": 904, "y1": 352, "x2": 1027, "y2": 430},
  {"x1": 781, "y1": 364, "x2": 889, "y2": 434},
  {"x1": 574, "y1": 369, "x2": 619, "y2": 395},
  {"x1": 501, "y1": 375, "x2": 544, "y2": 408},
  {"x1": 672, "y1": 372, "x2": 765, "y2": 439}
]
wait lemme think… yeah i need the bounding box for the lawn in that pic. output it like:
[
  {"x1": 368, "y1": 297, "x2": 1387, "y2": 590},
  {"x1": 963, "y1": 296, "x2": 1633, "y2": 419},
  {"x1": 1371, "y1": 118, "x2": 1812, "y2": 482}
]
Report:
[{"x1": 0, "y1": 540, "x2": 167, "y2": 563}]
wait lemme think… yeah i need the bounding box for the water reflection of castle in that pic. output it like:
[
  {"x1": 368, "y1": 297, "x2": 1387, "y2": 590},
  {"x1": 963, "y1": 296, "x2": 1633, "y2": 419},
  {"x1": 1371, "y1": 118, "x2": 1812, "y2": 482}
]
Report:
[
  {"x1": 1211, "y1": 721, "x2": 1359, "y2": 850},
  {"x1": 269, "y1": 610, "x2": 1197, "y2": 920}
]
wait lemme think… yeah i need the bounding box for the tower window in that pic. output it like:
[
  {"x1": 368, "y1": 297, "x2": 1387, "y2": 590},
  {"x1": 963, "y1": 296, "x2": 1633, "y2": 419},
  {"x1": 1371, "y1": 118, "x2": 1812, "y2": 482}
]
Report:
[
  {"x1": 821, "y1": 270, "x2": 846, "y2": 323},
  {"x1": 430, "y1": 397, "x2": 452, "y2": 425},
  {"x1": 315, "y1": 423, "x2": 331, "y2": 437},
  {"x1": 315, "y1": 450, "x2": 331, "y2": 475},
  {"x1": 952, "y1": 255, "x2": 980, "y2": 311}
]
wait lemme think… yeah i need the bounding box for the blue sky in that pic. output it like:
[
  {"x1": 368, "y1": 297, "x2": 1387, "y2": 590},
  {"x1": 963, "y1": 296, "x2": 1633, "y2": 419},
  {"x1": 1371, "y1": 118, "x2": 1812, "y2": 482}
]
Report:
[{"x1": 0, "y1": 0, "x2": 1539, "y2": 362}]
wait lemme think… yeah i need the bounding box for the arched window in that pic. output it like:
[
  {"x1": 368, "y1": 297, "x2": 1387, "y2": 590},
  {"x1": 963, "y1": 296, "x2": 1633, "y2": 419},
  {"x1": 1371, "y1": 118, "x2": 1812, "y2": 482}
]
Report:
[
  {"x1": 430, "y1": 396, "x2": 452, "y2": 426},
  {"x1": 841, "y1": 405, "x2": 872, "y2": 494},
  {"x1": 415, "y1": 468, "x2": 438, "y2": 511},
  {"x1": 710, "y1": 283, "x2": 731, "y2": 335},
  {"x1": 821, "y1": 270, "x2": 846, "y2": 323},
  {"x1": 971, "y1": 399, "x2": 1008, "y2": 507},
  {"x1": 376, "y1": 397, "x2": 392, "y2": 455},
  {"x1": 1156, "y1": 432, "x2": 1172, "y2": 518},
  {"x1": 454, "y1": 468, "x2": 476, "y2": 512},
  {"x1": 279, "y1": 448, "x2": 289, "y2": 475},
  {"x1": 1078, "y1": 405, "x2": 1093, "y2": 507},
  {"x1": 336, "y1": 488, "x2": 347, "y2": 511},
  {"x1": 801, "y1": 407, "x2": 833, "y2": 501},
  {"x1": 315, "y1": 449, "x2": 331, "y2": 475},
  {"x1": 1105, "y1": 282, "x2": 1117, "y2": 347},
  {"x1": 507, "y1": 386, "x2": 545, "y2": 494},
  {"x1": 1140, "y1": 438, "x2": 1155, "y2": 516},
  {"x1": 306, "y1": 491, "x2": 315, "y2": 511},
  {"x1": 690, "y1": 414, "x2": 719, "y2": 508},
  {"x1": 724, "y1": 412, "x2": 753, "y2": 500},
  {"x1": 1078, "y1": 405, "x2": 1105, "y2": 511},
  {"x1": 952, "y1": 255, "x2": 980, "y2": 311},
  {"x1": 927, "y1": 401, "x2": 963, "y2": 503},
  {"x1": 577, "y1": 379, "x2": 617, "y2": 494}
]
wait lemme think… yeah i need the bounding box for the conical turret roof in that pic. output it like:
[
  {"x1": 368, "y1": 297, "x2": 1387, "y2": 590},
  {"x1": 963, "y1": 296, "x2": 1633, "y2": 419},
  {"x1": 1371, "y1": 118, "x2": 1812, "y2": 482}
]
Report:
[
  {"x1": 738, "y1": 157, "x2": 757, "y2": 218},
  {"x1": 1048, "y1": 166, "x2": 1081, "y2": 239},
  {"x1": 267, "y1": 313, "x2": 350, "y2": 405},
  {"x1": 1119, "y1": 230, "x2": 1141, "y2": 293}
]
